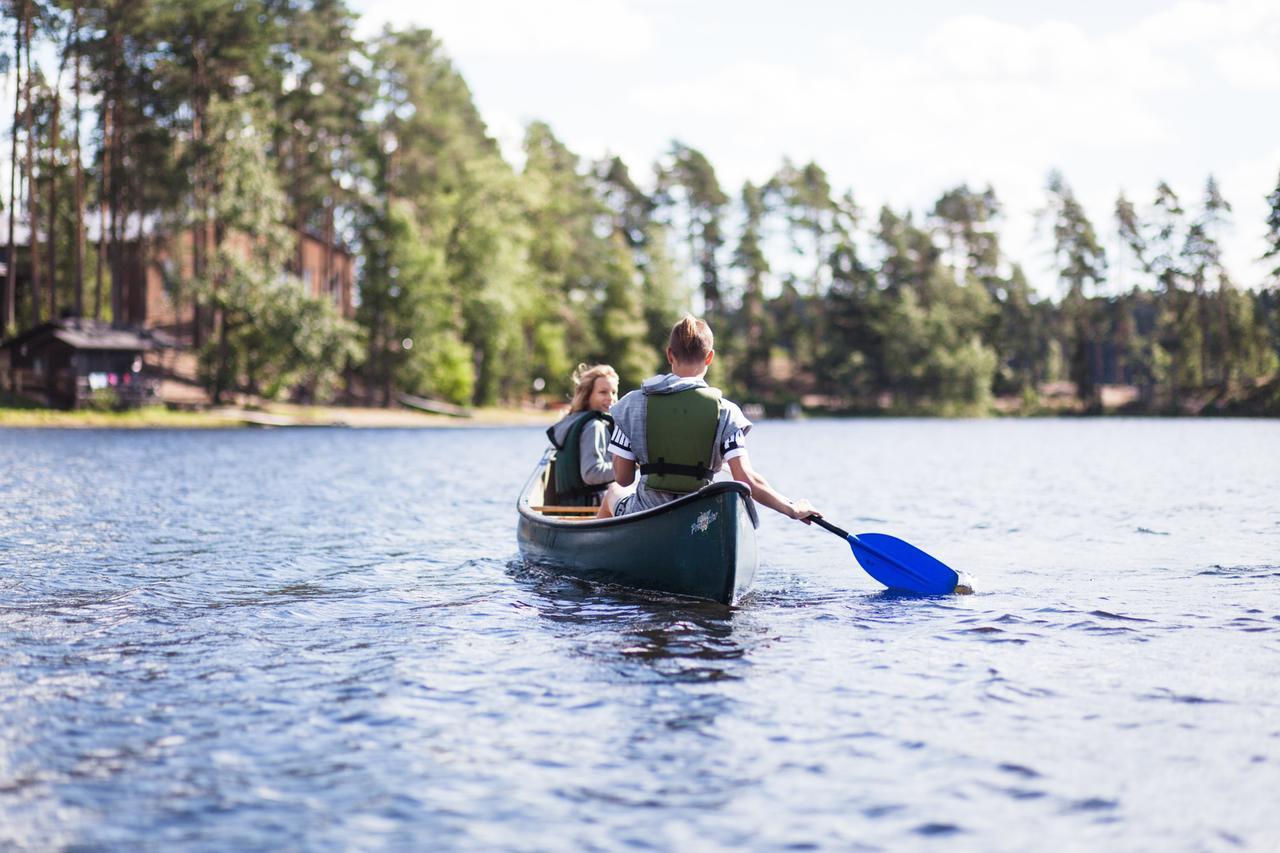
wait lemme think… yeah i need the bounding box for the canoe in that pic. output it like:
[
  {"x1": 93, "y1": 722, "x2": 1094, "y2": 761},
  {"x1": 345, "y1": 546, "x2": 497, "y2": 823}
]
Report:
[{"x1": 516, "y1": 452, "x2": 760, "y2": 605}]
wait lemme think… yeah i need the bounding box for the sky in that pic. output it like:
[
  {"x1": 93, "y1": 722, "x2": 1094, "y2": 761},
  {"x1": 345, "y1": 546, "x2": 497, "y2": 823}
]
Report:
[{"x1": 353, "y1": 0, "x2": 1280, "y2": 297}]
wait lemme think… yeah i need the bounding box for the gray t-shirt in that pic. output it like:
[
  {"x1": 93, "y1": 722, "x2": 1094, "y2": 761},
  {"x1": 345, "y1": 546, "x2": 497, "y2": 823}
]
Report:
[{"x1": 607, "y1": 373, "x2": 752, "y2": 516}]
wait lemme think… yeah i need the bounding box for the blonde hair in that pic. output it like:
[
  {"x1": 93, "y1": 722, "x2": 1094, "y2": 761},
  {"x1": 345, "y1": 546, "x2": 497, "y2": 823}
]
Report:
[
  {"x1": 568, "y1": 363, "x2": 619, "y2": 413},
  {"x1": 668, "y1": 315, "x2": 714, "y2": 364}
]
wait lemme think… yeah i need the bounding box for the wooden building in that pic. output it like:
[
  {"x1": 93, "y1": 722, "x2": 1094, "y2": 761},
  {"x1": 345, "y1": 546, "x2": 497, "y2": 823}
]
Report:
[
  {"x1": 1, "y1": 226, "x2": 353, "y2": 343},
  {"x1": 0, "y1": 318, "x2": 174, "y2": 409},
  {"x1": 127, "y1": 228, "x2": 355, "y2": 342},
  {"x1": 1, "y1": 226, "x2": 353, "y2": 407}
]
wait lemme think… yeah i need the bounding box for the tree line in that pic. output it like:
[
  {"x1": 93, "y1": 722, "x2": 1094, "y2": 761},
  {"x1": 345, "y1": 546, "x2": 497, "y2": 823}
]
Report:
[{"x1": 4, "y1": 1, "x2": 1280, "y2": 414}]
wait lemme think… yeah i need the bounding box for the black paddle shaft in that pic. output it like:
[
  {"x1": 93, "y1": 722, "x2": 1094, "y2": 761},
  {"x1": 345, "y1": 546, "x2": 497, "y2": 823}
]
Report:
[{"x1": 812, "y1": 517, "x2": 852, "y2": 539}]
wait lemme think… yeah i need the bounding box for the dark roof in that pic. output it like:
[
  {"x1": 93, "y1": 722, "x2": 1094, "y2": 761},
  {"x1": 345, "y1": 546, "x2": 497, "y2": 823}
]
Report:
[{"x1": 1, "y1": 318, "x2": 179, "y2": 352}]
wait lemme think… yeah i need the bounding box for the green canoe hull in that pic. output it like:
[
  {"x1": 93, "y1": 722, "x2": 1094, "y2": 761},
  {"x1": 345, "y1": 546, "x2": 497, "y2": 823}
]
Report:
[{"x1": 517, "y1": 459, "x2": 759, "y2": 605}]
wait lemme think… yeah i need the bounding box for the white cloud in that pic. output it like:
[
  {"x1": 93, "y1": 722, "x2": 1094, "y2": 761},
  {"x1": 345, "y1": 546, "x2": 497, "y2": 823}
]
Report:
[
  {"x1": 356, "y1": 0, "x2": 654, "y2": 61},
  {"x1": 351, "y1": 0, "x2": 1280, "y2": 291},
  {"x1": 1216, "y1": 42, "x2": 1280, "y2": 89},
  {"x1": 635, "y1": 12, "x2": 1189, "y2": 172},
  {"x1": 1138, "y1": 0, "x2": 1274, "y2": 44},
  {"x1": 1137, "y1": 0, "x2": 1280, "y2": 87},
  {"x1": 620, "y1": 2, "x2": 1280, "y2": 290}
]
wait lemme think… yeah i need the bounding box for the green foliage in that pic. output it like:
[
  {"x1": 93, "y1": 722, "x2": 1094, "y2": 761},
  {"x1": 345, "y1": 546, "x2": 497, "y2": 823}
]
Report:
[
  {"x1": 1039, "y1": 171, "x2": 1108, "y2": 407},
  {"x1": 173, "y1": 97, "x2": 360, "y2": 402},
  {"x1": 597, "y1": 235, "x2": 654, "y2": 389},
  {"x1": 85, "y1": 388, "x2": 121, "y2": 411},
  {"x1": 874, "y1": 277, "x2": 997, "y2": 414},
  {"x1": 759, "y1": 161, "x2": 849, "y2": 391},
  {"x1": 204, "y1": 266, "x2": 361, "y2": 401},
  {"x1": 596, "y1": 157, "x2": 687, "y2": 365},
  {"x1": 364, "y1": 28, "x2": 536, "y2": 405},
  {"x1": 1264, "y1": 172, "x2": 1280, "y2": 284},
  {"x1": 272, "y1": 0, "x2": 368, "y2": 224},
  {"x1": 521, "y1": 120, "x2": 607, "y2": 371},
  {"x1": 1041, "y1": 171, "x2": 1107, "y2": 297},
  {"x1": 636, "y1": 221, "x2": 687, "y2": 361},
  {"x1": 730, "y1": 181, "x2": 772, "y2": 395},
  {"x1": 932, "y1": 184, "x2": 1002, "y2": 284},
  {"x1": 656, "y1": 142, "x2": 728, "y2": 318},
  {"x1": 359, "y1": 199, "x2": 472, "y2": 404},
  {"x1": 11, "y1": 8, "x2": 1280, "y2": 420}
]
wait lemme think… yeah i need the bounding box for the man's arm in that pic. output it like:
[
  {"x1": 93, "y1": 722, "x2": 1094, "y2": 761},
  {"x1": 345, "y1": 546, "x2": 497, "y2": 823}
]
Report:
[
  {"x1": 727, "y1": 452, "x2": 818, "y2": 521},
  {"x1": 613, "y1": 455, "x2": 636, "y2": 487},
  {"x1": 608, "y1": 422, "x2": 637, "y2": 487}
]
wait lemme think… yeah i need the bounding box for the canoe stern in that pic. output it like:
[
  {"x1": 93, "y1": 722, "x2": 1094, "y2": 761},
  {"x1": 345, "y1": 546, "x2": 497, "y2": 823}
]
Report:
[{"x1": 517, "y1": 462, "x2": 759, "y2": 605}]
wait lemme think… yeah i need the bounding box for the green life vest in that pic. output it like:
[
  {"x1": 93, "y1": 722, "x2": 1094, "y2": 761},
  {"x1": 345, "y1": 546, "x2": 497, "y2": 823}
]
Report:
[
  {"x1": 640, "y1": 387, "x2": 723, "y2": 494},
  {"x1": 547, "y1": 410, "x2": 612, "y2": 505}
]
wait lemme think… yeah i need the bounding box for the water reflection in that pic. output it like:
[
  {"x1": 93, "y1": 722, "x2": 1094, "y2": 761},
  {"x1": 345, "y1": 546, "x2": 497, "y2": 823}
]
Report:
[
  {"x1": 507, "y1": 560, "x2": 766, "y2": 819},
  {"x1": 508, "y1": 559, "x2": 754, "y2": 678}
]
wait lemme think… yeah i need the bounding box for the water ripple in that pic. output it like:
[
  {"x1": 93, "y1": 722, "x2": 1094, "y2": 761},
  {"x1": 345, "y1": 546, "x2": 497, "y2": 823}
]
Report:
[{"x1": 1, "y1": 422, "x2": 1278, "y2": 849}]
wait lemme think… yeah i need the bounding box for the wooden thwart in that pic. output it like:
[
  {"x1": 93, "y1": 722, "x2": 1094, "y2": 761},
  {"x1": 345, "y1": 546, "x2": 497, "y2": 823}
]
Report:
[{"x1": 532, "y1": 505, "x2": 598, "y2": 515}]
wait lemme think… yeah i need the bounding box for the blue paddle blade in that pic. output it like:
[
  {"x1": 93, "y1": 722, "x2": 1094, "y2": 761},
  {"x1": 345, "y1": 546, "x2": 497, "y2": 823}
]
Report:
[{"x1": 848, "y1": 532, "x2": 959, "y2": 595}]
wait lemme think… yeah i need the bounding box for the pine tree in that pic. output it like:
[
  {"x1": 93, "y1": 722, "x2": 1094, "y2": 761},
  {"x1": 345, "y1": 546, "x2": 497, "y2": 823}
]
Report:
[
  {"x1": 597, "y1": 234, "x2": 653, "y2": 389},
  {"x1": 822, "y1": 214, "x2": 880, "y2": 406},
  {"x1": 273, "y1": 0, "x2": 368, "y2": 288},
  {"x1": 1147, "y1": 182, "x2": 1199, "y2": 404},
  {"x1": 521, "y1": 120, "x2": 606, "y2": 369},
  {"x1": 595, "y1": 154, "x2": 683, "y2": 364},
  {"x1": 1182, "y1": 176, "x2": 1232, "y2": 386},
  {"x1": 1040, "y1": 170, "x2": 1107, "y2": 408},
  {"x1": 930, "y1": 183, "x2": 1002, "y2": 291},
  {"x1": 177, "y1": 97, "x2": 358, "y2": 402},
  {"x1": 872, "y1": 205, "x2": 996, "y2": 413},
  {"x1": 654, "y1": 141, "x2": 728, "y2": 319},
  {"x1": 361, "y1": 199, "x2": 471, "y2": 404},
  {"x1": 1265, "y1": 171, "x2": 1280, "y2": 284},
  {"x1": 764, "y1": 159, "x2": 841, "y2": 386},
  {"x1": 4, "y1": 0, "x2": 24, "y2": 330},
  {"x1": 635, "y1": 220, "x2": 685, "y2": 374},
  {"x1": 731, "y1": 181, "x2": 771, "y2": 395},
  {"x1": 367, "y1": 28, "x2": 531, "y2": 405}
]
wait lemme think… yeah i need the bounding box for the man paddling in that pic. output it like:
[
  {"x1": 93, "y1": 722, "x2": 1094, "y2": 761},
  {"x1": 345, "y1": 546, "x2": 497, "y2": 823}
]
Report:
[{"x1": 599, "y1": 315, "x2": 821, "y2": 524}]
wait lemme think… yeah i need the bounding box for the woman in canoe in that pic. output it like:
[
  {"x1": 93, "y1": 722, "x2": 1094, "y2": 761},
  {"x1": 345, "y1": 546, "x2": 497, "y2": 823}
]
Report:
[
  {"x1": 545, "y1": 363, "x2": 620, "y2": 507},
  {"x1": 600, "y1": 315, "x2": 820, "y2": 524}
]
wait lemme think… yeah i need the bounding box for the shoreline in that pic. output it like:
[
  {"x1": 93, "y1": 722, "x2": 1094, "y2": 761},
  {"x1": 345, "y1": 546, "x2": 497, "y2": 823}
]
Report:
[
  {"x1": 0, "y1": 403, "x2": 563, "y2": 430},
  {"x1": 4, "y1": 403, "x2": 1276, "y2": 429}
]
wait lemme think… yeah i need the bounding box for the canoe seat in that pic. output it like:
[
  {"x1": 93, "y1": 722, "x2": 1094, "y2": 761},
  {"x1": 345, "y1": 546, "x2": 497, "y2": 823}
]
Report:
[{"x1": 532, "y1": 505, "x2": 598, "y2": 516}]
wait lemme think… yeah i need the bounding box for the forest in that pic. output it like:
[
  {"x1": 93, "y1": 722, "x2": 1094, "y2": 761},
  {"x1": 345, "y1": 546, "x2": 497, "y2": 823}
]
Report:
[{"x1": 4, "y1": 0, "x2": 1280, "y2": 415}]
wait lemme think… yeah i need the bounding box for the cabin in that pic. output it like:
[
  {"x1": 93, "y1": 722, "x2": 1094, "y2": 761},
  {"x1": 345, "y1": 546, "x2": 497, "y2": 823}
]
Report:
[
  {"x1": 1, "y1": 225, "x2": 354, "y2": 407},
  {"x1": 0, "y1": 225, "x2": 354, "y2": 346},
  {"x1": 124, "y1": 228, "x2": 355, "y2": 344},
  {"x1": 0, "y1": 318, "x2": 174, "y2": 409}
]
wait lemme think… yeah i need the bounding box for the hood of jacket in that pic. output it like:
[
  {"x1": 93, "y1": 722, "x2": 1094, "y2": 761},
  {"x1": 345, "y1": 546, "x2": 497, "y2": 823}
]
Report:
[
  {"x1": 641, "y1": 373, "x2": 710, "y2": 396},
  {"x1": 548, "y1": 409, "x2": 608, "y2": 449}
]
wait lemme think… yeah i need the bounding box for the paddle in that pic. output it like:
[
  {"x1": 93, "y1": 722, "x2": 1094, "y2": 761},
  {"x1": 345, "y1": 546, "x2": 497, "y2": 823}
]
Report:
[{"x1": 812, "y1": 517, "x2": 961, "y2": 595}]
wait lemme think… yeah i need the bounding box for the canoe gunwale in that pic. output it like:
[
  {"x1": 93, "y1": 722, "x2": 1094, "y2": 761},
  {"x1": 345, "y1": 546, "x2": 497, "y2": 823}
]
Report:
[{"x1": 517, "y1": 452, "x2": 759, "y2": 531}]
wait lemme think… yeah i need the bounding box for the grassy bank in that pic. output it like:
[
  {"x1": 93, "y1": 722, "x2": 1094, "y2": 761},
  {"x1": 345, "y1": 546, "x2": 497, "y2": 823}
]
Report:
[
  {"x1": 0, "y1": 406, "x2": 237, "y2": 428},
  {"x1": 0, "y1": 398, "x2": 560, "y2": 429}
]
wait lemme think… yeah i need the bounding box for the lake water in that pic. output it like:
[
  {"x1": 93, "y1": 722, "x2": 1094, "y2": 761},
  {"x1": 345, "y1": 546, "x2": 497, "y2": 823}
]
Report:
[{"x1": 1, "y1": 420, "x2": 1278, "y2": 850}]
